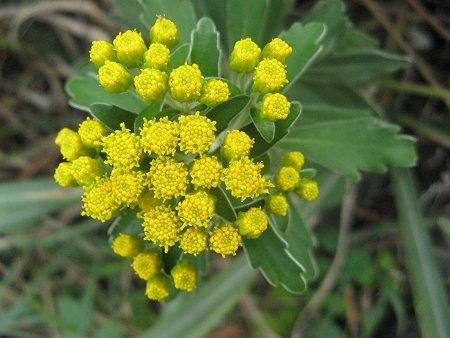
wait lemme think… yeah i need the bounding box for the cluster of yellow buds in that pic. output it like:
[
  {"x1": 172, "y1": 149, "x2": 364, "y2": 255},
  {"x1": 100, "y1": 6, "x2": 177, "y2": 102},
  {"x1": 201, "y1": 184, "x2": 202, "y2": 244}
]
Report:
[{"x1": 55, "y1": 17, "x2": 319, "y2": 302}]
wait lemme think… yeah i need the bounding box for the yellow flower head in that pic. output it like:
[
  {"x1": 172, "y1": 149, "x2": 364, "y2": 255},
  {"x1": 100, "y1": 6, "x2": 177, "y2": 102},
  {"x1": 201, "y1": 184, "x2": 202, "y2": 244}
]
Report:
[
  {"x1": 171, "y1": 260, "x2": 197, "y2": 292},
  {"x1": 89, "y1": 40, "x2": 117, "y2": 68},
  {"x1": 131, "y1": 251, "x2": 162, "y2": 280},
  {"x1": 113, "y1": 29, "x2": 147, "y2": 67},
  {"x1": 189, "y1": 155, "x2": 222, "y2": 189},
  {"x1": 209, "y1": 224, "x2": 242, "y2": 257},
  {"x1": 78, "y1": 117, "x2": 108, "y2": 149},
  {"x1": 275, "y1": 166, "x2": 300, "y2": 192},
  {"x1": 266, "y1": 193, "x2": 289, "y2": 216},
  {"x1": 235, "y1": 207, "x2": 268, "y2": 239},
  {"x1": 134, "y1": 68, "x2": 168, "y2": 102},
  {"x1": 98, "y1": 61, "x2": 132, "y2": 93},
  {"x1": 179, "y1": 227, "x2": 208, "y2": 256},
  {"x1": 55, "y1": 128, "x2": 93, "y2": 161},
  {"x1": 146, "y1": 274, "x2": 170, "y2": 301},
  {"x1": 252, "y1": 58, "x2": 288, "y2": 93},
  {"x1": 176, "y1": 190, "x2": 215, "y2": 228},
  {"x1": 140, "y1": 116, "x2": 179, "y2": 156},
  {"x1": 296, "y1": 179, "x2": 319, "y2": 201},
  {"x1": 200, "y1": 79, "x2": 230, "y2": 107},
  {"x1": 169, "y1": 64, "x2": 203, "y2": 102},
  {"x1": 229, "y1": 38, "x2": 261, "y2": 73},
  {"x1": 144, "y1": 43, "x2": 170, "y2": 71},
  {"x1": 142, "y1": 205, "x2": 181, "y2": 251},
  {"x1": 261, "y1": 93, "x2": 291, "y2": 121},
  {"x1": 221, "y1": 130, "x2": 254, "y2": 161},
  {"x1": 222, "y1": 157, "x2": 273, "y2": 201},
  {"x1": 101, "y1": 123, "x2": 143, "y2": 169},
  {"x1": 110, "y1": 169, "x2": 145, "y2": 205},
  {"x1": 178, "y1": 112, "x2": 216, "y2": 154},
  {"x1": 147, "y1": 157, "x2": 189, "y2": 201},
  {"x1": 54, "y1": 162, "x2": 77, "y2": 187},
  {"x1": 112, "y1": 233, "x2": 143, "y2": 258},
  {"x1": 282, "y1": 151, "x2": 304, "y2": 171},
  {"x1": 261, "y1": 38, "x2": 293, "y2": 63},
  {"x1": 81, "y1": 177, "x2": 120, "y2": 222},
  {"x1": 71, "y1": 156, "x2": 105, "y2": 187},
  {"x1": 150, "y1": 17, "x2": 179, "y2": 48}
]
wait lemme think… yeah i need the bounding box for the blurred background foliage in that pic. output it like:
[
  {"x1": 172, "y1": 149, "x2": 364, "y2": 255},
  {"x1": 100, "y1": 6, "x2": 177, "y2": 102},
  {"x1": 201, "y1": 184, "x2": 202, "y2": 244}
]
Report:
[{"x1": 0, "y1": 0, "x2": 449, "y2": 337}]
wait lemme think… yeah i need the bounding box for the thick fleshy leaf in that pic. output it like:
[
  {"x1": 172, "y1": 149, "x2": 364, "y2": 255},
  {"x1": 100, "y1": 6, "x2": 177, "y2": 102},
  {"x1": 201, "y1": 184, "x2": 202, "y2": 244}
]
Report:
[
  {"x1": 167, "y1": 43, "x2": 190, "y2": 73},
  {"x1": 243, "y1": 225, "x2": 307, "y2": 293},
  {"x1": 207, "y1": 95, "x2": 251, "y2": 133},
  {"x1": 250, "y1": 108, "x2": 275, "y2": 143},
  {"x1": 66, "y1": 75, "x2": 146, "y2": 114},
  {"x1": 143, "y1": 254, "x2": 257, "y2": 338},
  {"x1": 280, "y1": 22, "x2": 326, "y2": 92},
  {"x1": 279, "y1": 105, "x2": 417, "y2": 180},
  {"x1": 139, "y1": 0, "x2": 197, "y2": 45},
  {"x1": 90, "y1": 104, "x2": 136, "y2": 131},
  {"x1": 190, "y1": 17, "x2": 221, "y2": 77}
]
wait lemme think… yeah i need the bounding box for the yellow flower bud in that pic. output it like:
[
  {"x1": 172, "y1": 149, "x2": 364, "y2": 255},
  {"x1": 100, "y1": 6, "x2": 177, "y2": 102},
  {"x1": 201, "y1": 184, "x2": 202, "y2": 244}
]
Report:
[
  {"x1": 112, "y1": 233, "x2": 143, "y2": 258},
  {"x1": 54, "y1": 162, "x2": 77, "y2": 187},
  {"x1": 134, "y1": 68, "x2": 168, "y2": 102},
  {"x1": 71, "y1": 156, "x2": 105, "y2": 187},
  {"x1": 189, "y1": 155, "x2": 222, "y2": 189},
  {"x1": 98, "y1": 61, "x2": 132, "y2": 93},
  {"x1": 179, "y1": 227, "x2": 208, "y2": 256},
  {"x1": 113, "y1": 30, "x2": 147, "y2": 67},
  {"x1": 282, "y1": 151, "x2": 304, "y2": 171},
  {"x1": 178, "y1": 112, "x2": 216, "y2": 155},
  {"x1": 260, "y1": 93, "x2": 291, "y2": 121},
  {"x1": 199, "y1": 79, "x2": 230, "y2": 107},
  {"x1": 209, "y1": 224, "x2": 241, "y2": 257},
  {"x1": 55, "y1": 128, "x2": 92, "y2": 161},
  {"x1": 132, "y1": 251, "x2": 162, "y2": 280},
  {"x1": 140, "y1": 116, "x2": 179, "y2": 156},
  {"x1": 144, "y1": 43, "x2": 170, "y2": 70},
  {"x1": 110, "y1": 169, "x2": 145, "y2": 205},
  {"x1": 142, "y1": 205, "x2": 181, "y2": 252},
  {"x1": 89, "y1": 40, "x2": 117, "y2": 68},
  {"x1": 176, "y1": 190, "x2": 215, "y2": 228},
  {"x1": 221, "y1": 130, "x2": 254, "y2": 161},
  {"x1": 266, "y1": 193, "x2": 289, "y2": 216},
  {"x1": 252, "y1": 58, "x2": 288, "y2": 93},
  {"x1": 150, "y1": 17, "x2": 179, "y2": 48},
  {"x1": 275, "y1": 166, "x2": 300, "y2": 192},
  {"x1": 229, "y1": 38, "x2": 261, "y2": 73},
  {"x1": 235, "y1": 207, "x2": 268, "y2": 238},
  {"x1": 78, "y1": 117, "x2": 108, "y2": 149},
  {"x1": 171, "y1": 260, "x2": 197, "y2": 292},
  {"x1": 296, "y1": 179, "x2": 319, "y2": 201},
  {"x1": 81, "y1": 177, "x2": 121, "y2": 222},
  {"x1": 145, "y1": 274, "x2": 170, "y2": 301},
  {"x1": 169, "y1": 64, "x2": 203, "y2": 102},
  {"x1": 260, "y1": 38, "x2": 292, "y2": 63}
]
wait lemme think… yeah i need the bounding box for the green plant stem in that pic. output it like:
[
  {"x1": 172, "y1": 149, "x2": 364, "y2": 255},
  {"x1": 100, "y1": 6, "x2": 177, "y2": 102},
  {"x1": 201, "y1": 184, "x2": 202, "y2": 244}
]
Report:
[
  {"x1": 390, "y1": 167, "x2": 449, "y2": 338},
  {"x1": 375, "y1": 80, "x2": 450, "y2": 101}
]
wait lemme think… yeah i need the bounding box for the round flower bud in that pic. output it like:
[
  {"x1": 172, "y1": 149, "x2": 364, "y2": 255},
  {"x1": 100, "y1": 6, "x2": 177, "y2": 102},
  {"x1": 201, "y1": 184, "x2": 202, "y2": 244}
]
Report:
[
  {"x1": 113, "y1": 30, "x2": 147, "y2": 67},
  {"x1": 142, "y1": 205, "x2": 181, "y2": 252},
  {"x1": 252, "y1": 58, "x2": 287, "y2": 93},
  {"x1": 112, "y1": 233, "x2": 143, "y2": 258},
  {"x1": 260, "y1": 38, "x2": 293, "y2": 63},
  {"x1": 150, "y1": 17, "x2": 179, "y2": 48},
  {"x1": 78, "y1": 118, "x2": 108, "y2": 149},
  {"x1": 146, "y1": 274, "x2": 170, "y2": 301},
  {"x1": 296, "y1": 179, "x2": 319, "y2": 201},
  {"x1": 260, "y1": 93, "x2": 291, "y2": 121},
  {"x1": 98, "y1": 61, "x2": 132, "y2": 93},
  {"x1": 222, "y1": 157, "x2": 273, "y2": 201},
  {"x1": 282, "y1": 151, "x2": 304, "y2": 171},
  {"x1": 169, "y1": 64, "x2": 203, "y2": 102},
  {"x1": 110, "y1": 169, "x2": 145, "y2": 205},
  {"x1": 81, "y1": 177, "x2": 121, "y2": 222},
  {"x1": 235, "y1": 207, "x2": 268, "y2": 238},
  {"x1": 221, "y1": 130, "x2": 254, "y2": 161},
  {"x1": 55, "y1": 128, "x2": 93, "y2": 161},
  {"x1": 275, "y1": 166, "x2": 300, "y2": 192},
  {"x1": 209, "y1": 224, "x2": 241, "y2": 257},
  {"x1": 178, "y1": 112, "x2": 216, "y2": 154},
  {"x1": 54, "y1": 162, "x2": 77, "y2": 187},
  {"x1": 134, "y1": 68, "x2": 168, "y2": 102},
  {"x1": 171, "y1": 260, "x2": 197, "y2": 292},
  {"x1": 179, "y1": 227, "x2": 208, "y2": 256},
  {"x1": 132, "y1": 251, "x2": 162, "y2": 280},
  {"x1": 89, "y1": 40, "x2": 117, "y2": 68},
  {"x1": 140, "y1": 116, "x2": 179, "y2": 156},
  {"x1": 144, "y1": 43, "x2": 170, "y2": 70},
  {"x1": 71, "y1": 156, "x2": 105, "y2": 187},
  {"x1": 189, "y1": 155, "x2": 222, "y2": 189},
  {"x1": 147, "y1": 157, "x2": 189, "y2": 201},
  {"x1": 199, "y1": 79, "x2": 230, "y2": 107},
  {"x1": 229, "y1": 38, "x2": 261, "y2": 73},
  {"x1": 266, "y1": 193, "x2": 289, "y2": 216},
  {"x1": 176, "y1": 190, "x2": 215, "y2": 228}
]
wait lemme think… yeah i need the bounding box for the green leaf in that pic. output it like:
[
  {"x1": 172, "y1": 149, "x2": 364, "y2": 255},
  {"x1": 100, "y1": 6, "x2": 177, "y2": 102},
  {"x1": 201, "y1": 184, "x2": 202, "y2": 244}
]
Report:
[
  {"x1": 167, "y1": 43, "x2": 190, "y2": 73},
  {"x1": 250, "y1": 108, "x2": 275, "y2": 142},
  {"x1": 300, "y1": 168, "x2": 317, "y2": 180},
  {"x1": 261, "y1": 0, "x2": 295, "y2": 42},
  {"x1": 66, "y1": 75, "x2": 146, "y2": 114},
  {"x1": 139, "y1": 0, "x2": 197, "y2": 45},
  {"x1": 90, "y1": 104, "x2": 136, "y2": 131},
  {"x1": 247, "y1": 101, "x2": 302, "y2": 158},
  {"x1": 334, "y1": 28, "x2": 378, "y2": 54},
  {"x1": 280, "y1": 22, "x2": 326, "y2": 92},
  {"x1": 190, "y1": 17, "x2": 221, "y2": 77},
  {"x1": 207, "y1": 95, "x2": 251, "y2": 133},
  {"x1": 109, "y1": 0, "x2": 148, "y2": 34},
  {"x1": 210, "y1": 186, "x2": 237, "y2": 223},
  {"x1": 108, "y1": 208, "x2": 142, "y2": 241},
  {"x1": 142, "y1": 254, "x2": 257, "y2": 338},
  {"x1": 243, "y1": 225, "x2": 307, "y2": 293},
  {"x1": 279, "y1": 106, "x2": 417, "y2": 180},
  {"x1": 134, "y1": 101, "x2": 164, "y2": 132}
]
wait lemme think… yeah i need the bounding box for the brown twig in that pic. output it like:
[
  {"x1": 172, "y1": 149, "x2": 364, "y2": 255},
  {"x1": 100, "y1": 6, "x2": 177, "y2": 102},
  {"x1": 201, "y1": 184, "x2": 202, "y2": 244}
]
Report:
[{"x1": 407, "y1": 0, "x2": 450, "y2": 41}]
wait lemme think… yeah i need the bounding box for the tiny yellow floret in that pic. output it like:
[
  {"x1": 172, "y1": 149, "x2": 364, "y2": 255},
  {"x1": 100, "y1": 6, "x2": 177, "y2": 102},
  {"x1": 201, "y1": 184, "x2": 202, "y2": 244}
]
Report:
[
  {"x1": 98, "y1": 61, "x2": 132, "y2": 93},
  {"x1": 142, "y1": 205, "x2": 181, "y2": 251},
  {"x1": 169, "y1": 64, "x2": 203, "y2": 102},
  {"x1": 261, "y1": 93, "x2": 291, "y2": 121},
  {"x1": 209, "y1": 224, "x2": 242, "y2": 257},
  {"x1": 179, "y1": 227, "x2": 208, "y2": 256},
  {"x1": 54, "y1": 162, "x2": 77, "y2": 187},
  {"x1": 140, "y1": 116, "x2": 179, "y2": 156},
  {"x1": 113, "y1": 30, "x2": 147, "y2": 67},
  {"x1": 147, "y1": 157, "x2": 189, "y2": 200},
  {"x1": 134, "y1": 68, "x2": 168, "y2": 102},
  {"x1": 55, "y1": 128, "x2": 92, "y2": 161},
  {"x1": 282, "y1": 151, "x2": 304, "y2": 171},
  {"x1": 229, "y1": 38, "x2": 261, "y2": 73},
  {"x1": 176, "y1": 190, "x2": 215, "y2": 228},
  {"x1": 261, "y1": 38, "x2": 293, "y2": 63},
  {"x1": 171, "y1": 260, "x2": 197, "y2": 291},
  {"x1": 296, "y1": 179, "x2": 319, "y2": 201},
  {"x1": 71, "y1": 156, "x2": 105, "y2": 187},
  {"x1": 89, "y1": 40, "x2": 117, "y2": 67},
  {"x1": 112, "y1": 233, "x2": 143, "y2": 258},
  {"x1": 221, "y1": 130, "x2": 254, "y2": 161},
  {"x1": 132, "y1": 251, "x2": 162, "y2": 280},
  {"x1": 144, "y1": 43, "x2": 170, "y2": 70},
  {"x1": 275, "y1": 166, "x2": 300, "y2": 192},
  {"x1": 235, "y1": 207, "x2": 268, "y2": 238},
  {"x1": 200, "y1": 79, "x2": 230, "y2": 106},
  {"x1": 110, "y1": 169, "x2": 145, "y2": 205},
  {"x1": 150, "y1": 17, "x2": 179, "y2": 48},
  {"x1": 252, "y1": 58, "x2": 288, "y2": 93},
  {"x1": 78, "y1": 118, "x2": 108, "y2": 149},
  {"x1": 81, "y1": 177, "x2": 120, "y2": 222},
  {"x1": 266, "y1": 193, "x2": 289, "y2": 216},
  {"x1": 189, "y1": 155, "x2": 222, "y2": 189},
  {"x1": 178, "y1": 112, "x2": 216, "y2": 154}
]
